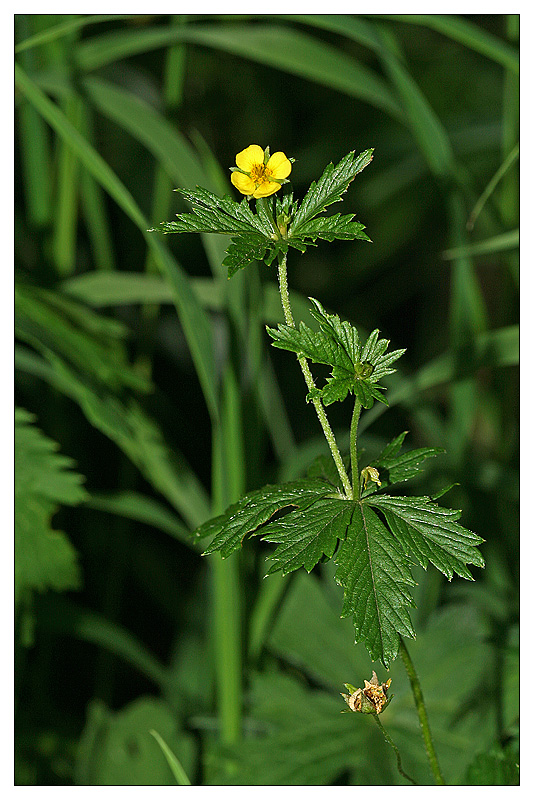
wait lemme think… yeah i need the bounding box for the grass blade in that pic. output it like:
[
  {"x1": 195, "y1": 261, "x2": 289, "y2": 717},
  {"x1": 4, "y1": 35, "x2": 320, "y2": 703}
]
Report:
[
  {"x1": 467, "y1": 143, "x2": 519, "y2": 231},
  {"x1": 75, "y1": 23, "x2": 404, "y2": 120},
  {"x1": 15, "y1": 14, "x2": 135, "y2": 53},
  {"x1": 15, "y1": 346, "x2": 210, "y2": 529},
  {"x1": 39, "y1": 595, "x2": 170, "y2": 690},
  {"x1": 442, "y1": 230, "x2": 519, "y2": 261},
  {"x1": 360, "y1": 325, "x2": 518, "y2": 432},
  {"x1": 371, "y1": 14, "x2": 519, "y2": 74},
  {"x1": 15, "y1": 16, "x2": 53, "y2": 228},
  {"x1": 375, "y1": 25, "x2": 455, "y2": 180},
  {"x1": 52, "y1": 92, "x2": 83, "y2": 275},
  {"x1": 210, "y1": 366, "x2": 245, "y2": 749},
  {"x1": 149, "y1": 730, "x2": 192, "y2": 785},
  {"x1": 85, "y1": 491, "x2": 195, "y2": 549},
  {"x1": 15, "y1": 62, "x2": 219, "y2": 420}
]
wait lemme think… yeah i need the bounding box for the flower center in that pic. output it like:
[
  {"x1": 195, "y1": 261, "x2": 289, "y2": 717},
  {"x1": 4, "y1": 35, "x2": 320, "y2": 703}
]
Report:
[{"x1": 250, "y1": 163, "x2": 271, "y2": 184}]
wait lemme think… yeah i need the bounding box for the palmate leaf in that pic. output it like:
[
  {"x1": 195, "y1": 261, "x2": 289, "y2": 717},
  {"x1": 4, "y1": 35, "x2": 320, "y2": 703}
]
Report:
[
  {"x1": 262, "y1": 498, "x2": 354, "y2": 574},
  {"x1": 289, "y1": 149, "x2": 374, "y2": 234},
  {"x1": 199, "y1": 438, "x2": 484, "y2": 666}
]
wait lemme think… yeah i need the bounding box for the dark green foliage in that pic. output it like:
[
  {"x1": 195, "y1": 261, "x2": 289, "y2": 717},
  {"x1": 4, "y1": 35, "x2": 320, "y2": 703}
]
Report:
[
  {"x1": 268, "y1": 297, "x2": 404, "y2": 406},
  {"x1": 197, "y1": 434, "x2": 484, "y2": 667},
  {"x1": 465, "y1": 745, "x2": 519, "y2": 785},
  {"x1": 15, "y1": 13, "x2": 518, "y2": 787},
  {"x1": 15, "y1": 408, "x2": 86, "y2": 605}
]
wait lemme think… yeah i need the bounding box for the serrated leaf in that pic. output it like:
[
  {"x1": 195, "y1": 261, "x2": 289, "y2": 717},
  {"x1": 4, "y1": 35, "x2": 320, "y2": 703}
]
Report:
[
  {"x1": 15, "y1": 408, "x2": 85, "y2": 605},
  {"x1": 367, "y1": 494, "x2": 485, "y2": 580},
  {"x1": 290, "y1": 149, "x2": 374, "y2": 233},
  {"x1": 291, "y1": 213, "x2": 371, "y2": 243},
  {"x1": 308, "y1": 297, "x2": 361, "y2": 363},
  {"x1": 150, "y1": 186, "x2": 271, "y2": 237},
  {"x1": 198, "y1": 479, "x2": 334, "y2": 558},
  {"x1": 262, "y1": 498, "x2": 353, "y2": 574},
  {"x1": 269, "y1": 298, "x2": 403, "y2": 408},
  {"x1": 223, "y1": 233, "x2": 271, "y2": 277},
  {"x1": 267, "y1": 321, "x2": 353, "y2": 370},
  {"x1": 334, "y1": 503, "x2": 416, "y2": 667},
  {"x1": 371, "y1": 434, "x2": 444, "y2": 487}
]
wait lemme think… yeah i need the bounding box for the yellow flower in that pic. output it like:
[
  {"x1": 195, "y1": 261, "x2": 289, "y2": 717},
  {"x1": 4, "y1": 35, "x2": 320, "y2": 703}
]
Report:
[{"x1": 231, "y1": 144, "x2": 292, "y2": 198}]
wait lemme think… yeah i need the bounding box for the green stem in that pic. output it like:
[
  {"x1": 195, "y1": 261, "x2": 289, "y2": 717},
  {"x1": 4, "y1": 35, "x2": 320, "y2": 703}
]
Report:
[
  {"x1": 372, "y1": 714, "x2": 418, "y2": 785},
  {"x1": 276, "y1": 254, "x2": 352, "y2": 497},
  {"x1": 350, "y1": 399, "x2": 362, "y2": 498},
  {"x1": 399, "y1": 638, "x2": 446, "y2": 785}
]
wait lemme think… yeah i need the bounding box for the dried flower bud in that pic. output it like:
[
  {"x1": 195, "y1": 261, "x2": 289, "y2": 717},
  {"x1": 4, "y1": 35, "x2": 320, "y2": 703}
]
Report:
[{"x1": 341, "y1": 671, "x2": 392, "y2": 714}]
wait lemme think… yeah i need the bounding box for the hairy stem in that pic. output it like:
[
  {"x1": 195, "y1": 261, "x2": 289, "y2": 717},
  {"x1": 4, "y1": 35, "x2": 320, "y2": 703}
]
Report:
[
  {"x1": 372, "y1": 714, "x2": 418, "y2": 785},
  {"x1": 399, "y1": 638, "x2": 446, "y2": 785},
  {"x1": 276, "y1": 254, "x2": 352, "y2": 497},
  {"x1": 350, "y1": 399, "x2": 362, "y2": 498}
]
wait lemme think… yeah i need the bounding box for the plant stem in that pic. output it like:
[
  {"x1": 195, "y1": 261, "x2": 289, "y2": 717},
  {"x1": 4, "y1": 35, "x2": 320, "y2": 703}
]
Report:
[
  {"x1": 276, "y1": 254, "x2": 352, "y2": 497},
  {"x1": 350, "y1": 399, "x2": 362, "y2": 498},
  {"x1": 372, "y1": 714, "x2": 418, "y2": 785},
  {"x1": 399, "y1": 638, "x2": 446, "y2": 785}
]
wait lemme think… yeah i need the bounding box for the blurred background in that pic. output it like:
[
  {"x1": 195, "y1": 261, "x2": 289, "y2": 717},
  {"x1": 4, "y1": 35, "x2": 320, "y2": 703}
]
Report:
[{"x1": 15, "y1": 14, "x2": 518, "y2": 785}]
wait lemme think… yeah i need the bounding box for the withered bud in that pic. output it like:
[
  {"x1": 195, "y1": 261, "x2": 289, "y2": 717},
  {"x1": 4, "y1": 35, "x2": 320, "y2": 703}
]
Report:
[{"x1": 341, "y1": 671, "x2": 392, "y2": 714}]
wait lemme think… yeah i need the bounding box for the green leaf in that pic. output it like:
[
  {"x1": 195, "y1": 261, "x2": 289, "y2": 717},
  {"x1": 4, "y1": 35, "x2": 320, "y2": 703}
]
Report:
[
  {"x1": 207, "y1": 671, "x2": 380, "y2": 785},
  {"x1": 223, "y1": 233, "x2": 274, "y2": 278},
  {"x1": 15, "y1": 283, "x2": 150, "y2": 394},
  {"x1": 370, "y1": 432, "x2": 444, "y2": 488},
  {"x1": 334, "y1": 503, "x2": 416, "y2": 667},
  {"x1": 151, "y1": 186, "x2": 271, "y2": 237},
  {"x1": 465, "y1": 744, "x2": 519, "y2": 785},
  {"x1": 15, "y1": 63, "x2": 219, "y2": 420},
  {"x1": 16, "y1": 348, "x2": 210, "y2": 529},
  {"x1": 262, "y1": 498, "x2": 353, "y2": 574},
  {"x1": 268, "y1": 575, "x2": 498, "y2": 784},
  {"x1": 372, "y1": 14, "x2": 519, "y2": 74},
  {"x1": 75, "y1": 24, "x2": 404, "y2": 120},
  {"x1": 290, "y1": 149, "x2": 374, "y2": 234},
  {"x1": 84, "y1": 490, "x2": 194, "y2": 549},
  {"x1": 267, "y1": 297, "x2": 404, "y2": 407},
  {"x1": 267, "y1": 320, "x2": 353, "y2": 371},
  {"x1": 15, "y1": 408, "x2": 86, "y2": 605},
  {"x1": 291, "y1": 213, "x2": 371, "y2": 243},
  {"x1": 367, "y1": 494, "x2": 485, "y2": 580},
  {"x1": 198, "y1": 479, "x2": 335, "y2": 558}
]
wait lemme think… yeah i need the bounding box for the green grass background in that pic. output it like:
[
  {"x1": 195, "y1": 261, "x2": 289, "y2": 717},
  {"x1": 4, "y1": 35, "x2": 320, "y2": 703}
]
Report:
[{"x1": 15, "y1": 14, "x2": 518, "y2": 785}]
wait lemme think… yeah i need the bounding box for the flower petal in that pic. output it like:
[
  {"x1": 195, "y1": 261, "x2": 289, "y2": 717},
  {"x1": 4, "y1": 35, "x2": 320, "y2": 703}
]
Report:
[
  {"x1": 231, "y1": 171, "x2": 256, "y2": 195},
  {"x1": 253, "y1": 181, "x2": 281, "y2": 198},
  {"x1": 235, "y1": 144, "x2": 264, "y2": 172},
  {"x1": 266, "y1": 151, "x2": 292, "y2": 179}
]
